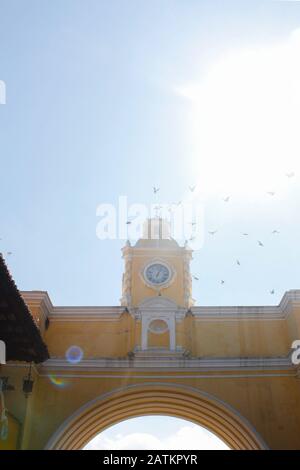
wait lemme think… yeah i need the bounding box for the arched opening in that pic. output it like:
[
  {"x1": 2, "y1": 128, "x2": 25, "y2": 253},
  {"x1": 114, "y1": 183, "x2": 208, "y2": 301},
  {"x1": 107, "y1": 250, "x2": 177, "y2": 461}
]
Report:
[
  {"x1": 83, "y1": 416, "x2": 230, "y2": 450},
  {"x1": 45, "y1": 384, "x2": 267, "y2": 450},
  {"x1": 139, "y1": 297, "x2": 177, "y2": 351}
]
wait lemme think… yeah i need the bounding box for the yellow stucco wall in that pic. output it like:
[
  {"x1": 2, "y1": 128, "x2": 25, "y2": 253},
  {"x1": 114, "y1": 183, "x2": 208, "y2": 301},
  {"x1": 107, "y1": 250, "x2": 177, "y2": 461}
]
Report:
[
  {"x1": 44, "y1": 316, "x2": 136, "y2": 359},
  {"x1": 2, "y1": 368, "x2": 300, "y2": 450},
  {"x1": 2, "y1": 298, "x2": 299, "y2": 450},
  {"x1": 0, "y1": 413, "x2": 21, "y2": 450},
  {"x1": 42, "y1": 314, "x2": 291, "y2": 359}
]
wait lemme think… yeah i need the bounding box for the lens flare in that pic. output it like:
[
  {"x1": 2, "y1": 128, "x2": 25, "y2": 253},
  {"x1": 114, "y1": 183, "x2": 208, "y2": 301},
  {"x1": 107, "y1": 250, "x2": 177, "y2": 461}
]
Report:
[
  {"x1": 65, "y1": 345, "x2": 84, "y2": 364},
  {"x1": 48, "y1": 375, "x2": 69, "y2": 389}
]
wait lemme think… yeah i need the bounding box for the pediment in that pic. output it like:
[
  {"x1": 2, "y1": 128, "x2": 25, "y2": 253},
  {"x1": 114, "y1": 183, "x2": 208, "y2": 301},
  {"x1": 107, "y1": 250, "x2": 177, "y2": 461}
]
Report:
[{"x1": 138, "y1": 296, "x2": 178, "y2": 312}]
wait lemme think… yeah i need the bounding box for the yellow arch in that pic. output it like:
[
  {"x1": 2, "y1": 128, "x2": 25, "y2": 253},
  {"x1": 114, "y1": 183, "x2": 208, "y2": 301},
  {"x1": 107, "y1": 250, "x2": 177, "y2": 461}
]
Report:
[{"x1": 45, "y1": 383, "x2": 268, "y2": 450}]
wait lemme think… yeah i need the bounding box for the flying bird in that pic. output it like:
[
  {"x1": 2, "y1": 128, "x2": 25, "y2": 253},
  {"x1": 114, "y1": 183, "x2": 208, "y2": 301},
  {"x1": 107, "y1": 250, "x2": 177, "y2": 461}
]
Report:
[
  {"x1": 272, "y1": 230, "x2": 280, "y2": 235},
  {"x1": 153, "y1": 186, "x2": 160, "y2": 194},
  {"x1": 242, "y1": 233, "x2": 249, "y2": 236},
  {"x1": 221, "y1": 280, "x2": 225, "y2": 285},
  {"x1": 258, "y1": 240, "x2": 264, "y2": 247},
  {"x1": 223, "y1": 196, "x2": 230, "y2": 202},
  {"x1": 236, "y1": 259, "x2": 241, "y2": 266},
  {"x1": 267, "y1": 191, "x2": 275, "y2": 196},
  {"x1": 7, "y1": 251, "x2": 12, "y2": 255},
  {"x1": 270, "y1": 289, "x2": 275, "y2": 295},
  {"x1": 192, "y1": 275, "x2": 199, "y2": 281},
  {"x1": 126, "y1": 221, "x2": 132, "y2": 225},
  {"x1": 208, "y1": 230, "x2": 218, "y2": 236},
  {"x1": 189, "y1": 222, "x2": 197, "y2": 226},
  {"x1": 189, "y1": 185, "x2": 196, "y2": 192}
]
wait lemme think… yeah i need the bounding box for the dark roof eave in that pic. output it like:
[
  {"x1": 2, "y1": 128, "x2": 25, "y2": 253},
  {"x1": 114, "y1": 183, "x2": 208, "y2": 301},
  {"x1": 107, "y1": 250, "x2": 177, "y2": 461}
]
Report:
[{"x1": 0, "y1": 254, "x2": 50, "y2": 363}]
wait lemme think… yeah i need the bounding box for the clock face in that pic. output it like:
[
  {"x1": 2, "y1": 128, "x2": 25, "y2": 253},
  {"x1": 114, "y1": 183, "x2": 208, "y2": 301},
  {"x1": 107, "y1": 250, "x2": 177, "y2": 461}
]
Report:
[{"x1": 145, "y1": 263, "x2": 170, "y2": 286}]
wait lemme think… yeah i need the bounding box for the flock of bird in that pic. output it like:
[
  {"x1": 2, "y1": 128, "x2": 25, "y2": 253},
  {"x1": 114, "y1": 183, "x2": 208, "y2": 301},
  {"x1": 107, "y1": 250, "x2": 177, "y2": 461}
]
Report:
[
  {"x1": 191, "y1": 229, "x2": 280, "y2": 294},
  {"x1": 148, "y1": 171, "x2": 296, "y2": 297},
  {"x1": 1, "y1": 172, "x2": 295, "y2": 299}
]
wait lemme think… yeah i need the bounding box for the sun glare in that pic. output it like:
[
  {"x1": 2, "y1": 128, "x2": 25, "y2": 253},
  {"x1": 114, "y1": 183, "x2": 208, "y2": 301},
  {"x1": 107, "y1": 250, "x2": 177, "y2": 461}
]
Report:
[{"x1": 177, "y1": 29, "x2": 300, "y2": 198}]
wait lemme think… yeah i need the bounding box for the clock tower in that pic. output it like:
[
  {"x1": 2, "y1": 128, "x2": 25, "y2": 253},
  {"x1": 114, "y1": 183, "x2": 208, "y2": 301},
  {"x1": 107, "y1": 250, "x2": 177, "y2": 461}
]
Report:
[
  {"x1": 121, "y1": 218, "x2": 194, "y2": 309},
  {"x1": 121, "y1": 218, "x2": 194, "y2": 352}
]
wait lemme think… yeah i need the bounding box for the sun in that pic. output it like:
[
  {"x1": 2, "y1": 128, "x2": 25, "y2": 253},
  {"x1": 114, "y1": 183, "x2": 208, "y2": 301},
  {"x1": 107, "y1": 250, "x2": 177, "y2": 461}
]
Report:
[{"x1": 176, "y1": 29, "x2": 300, "y2": 199}]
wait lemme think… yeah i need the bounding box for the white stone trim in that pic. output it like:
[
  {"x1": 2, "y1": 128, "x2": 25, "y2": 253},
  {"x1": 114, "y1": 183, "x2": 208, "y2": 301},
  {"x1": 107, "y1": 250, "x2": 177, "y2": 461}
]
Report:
[
  {"x1": 48, "y1": 306, "x2": 123, "y2": 322},
  {"x1": 20, "y1": 290, "x2": 300, "y2": 322},
  {"x1": 39, "y1": 372, "x2": 295, "y2": 380},
  {"x1": 38, "y1": 355, "x2": 295, "y2": 372},
  {"x1": 148, "y1": 319, "x2": 169, "y2": 334},
  {"x1": 44, "y1": 382, "x2": 269, "y2": 450}
]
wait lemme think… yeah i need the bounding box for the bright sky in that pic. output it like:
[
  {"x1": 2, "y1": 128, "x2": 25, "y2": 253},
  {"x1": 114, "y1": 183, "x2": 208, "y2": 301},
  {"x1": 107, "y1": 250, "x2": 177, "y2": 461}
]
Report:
[
  {"x1": 1, "y1": 0, "x2": 300, "y2": 307},
  {"x1": 83, "y1": 416, "x2": 229, "y2": 450},
  {"x1": 1, "y1": 0, "x2": 300, "y2": 452}
]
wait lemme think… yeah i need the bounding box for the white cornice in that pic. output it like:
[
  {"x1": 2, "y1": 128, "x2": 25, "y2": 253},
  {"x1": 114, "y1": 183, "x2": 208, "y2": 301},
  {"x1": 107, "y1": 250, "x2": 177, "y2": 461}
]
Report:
[
  {"x1": 123, "y1": 247, "x2": 188, "y2": 254},
  {"x1": 21, "y1": 291, "x2": 53, "y2": 322},
  {"x1": 192, "y1": 291, "x2": 300, "y2": 320},
  {"x1": 20, "y1": 290, "x2": 300, "y2": 322},
  {"x1": 37, "y1": 373, "x2": 295, "y2": 379},
  {"x1": 49, "y1": 306, "x2": 124, "y2": 322},
  {"x1": 38, "y1": 355, "x2": 295, "y2": 372},
  {"x1": 279, "y1": 290, "x2": 300, "y2": 311},
  {"x1": 192, "y1": 306, "x2": 282, "y2": 321}
]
